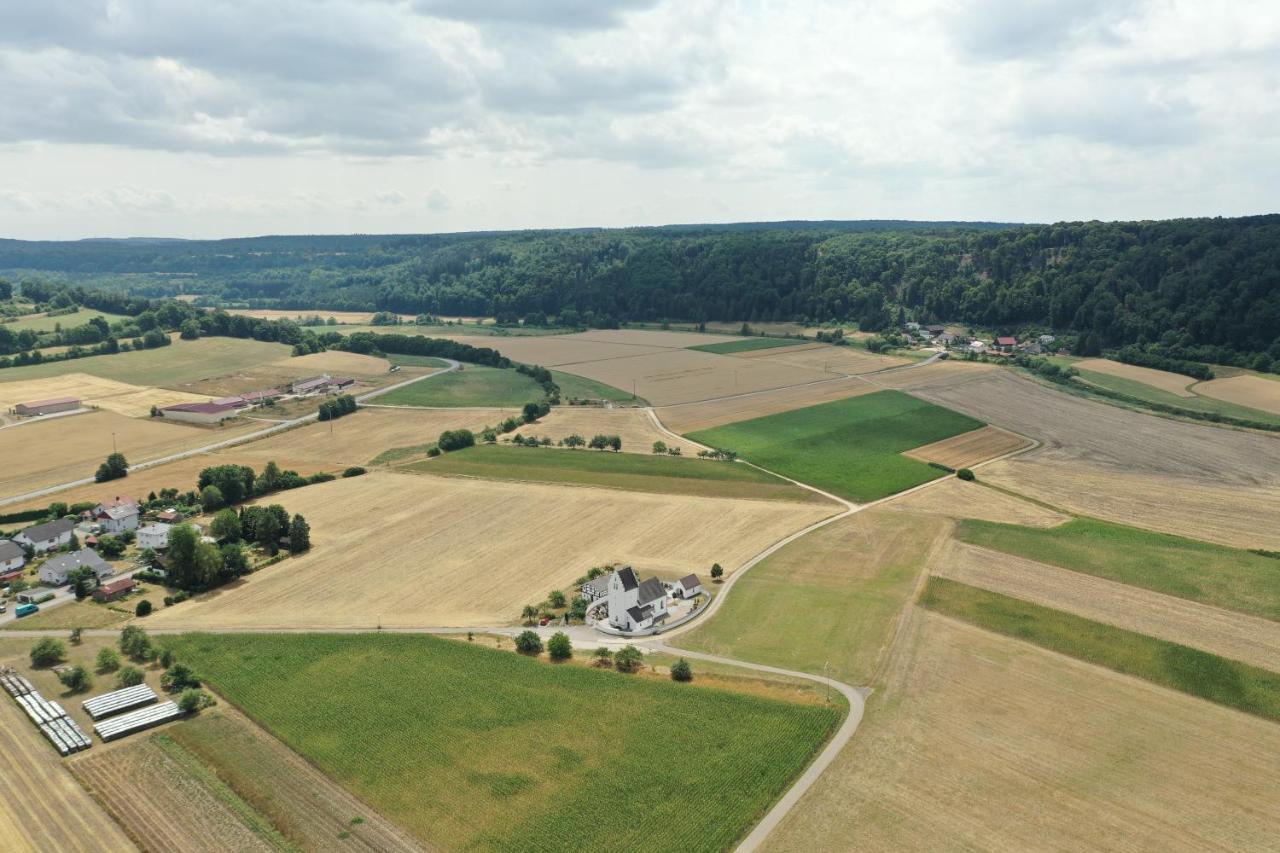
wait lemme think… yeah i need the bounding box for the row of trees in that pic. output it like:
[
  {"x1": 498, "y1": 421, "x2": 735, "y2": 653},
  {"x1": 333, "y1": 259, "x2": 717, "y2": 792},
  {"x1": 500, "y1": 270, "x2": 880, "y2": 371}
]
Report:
[
  {"x1": 317, "y1": 393, "x2": 357, "y2": 422},
  {"x1": 511, "y1": 632, "x2": 693, "y2": 681}
]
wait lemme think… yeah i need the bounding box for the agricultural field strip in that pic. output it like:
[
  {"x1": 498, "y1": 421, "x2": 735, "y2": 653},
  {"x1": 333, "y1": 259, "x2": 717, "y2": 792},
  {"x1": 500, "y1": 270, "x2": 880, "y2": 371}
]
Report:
[
  {"x1": 934, "y1": 541, "x2": 1280, "y2": 671},
  {"x1": 0, "y1": 359, "x2": 458, "y2": 507}
]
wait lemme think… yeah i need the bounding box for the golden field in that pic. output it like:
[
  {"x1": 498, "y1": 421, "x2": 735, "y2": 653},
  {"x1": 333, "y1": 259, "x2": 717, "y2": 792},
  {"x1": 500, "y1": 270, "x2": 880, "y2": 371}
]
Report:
[{"x1": 903, "y1": 424, "x2": 1033, "y2": 469}]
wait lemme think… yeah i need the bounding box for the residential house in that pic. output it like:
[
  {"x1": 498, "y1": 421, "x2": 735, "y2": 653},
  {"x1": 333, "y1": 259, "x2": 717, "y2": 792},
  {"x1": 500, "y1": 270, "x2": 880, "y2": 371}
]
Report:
[
  {"x1": 14, "y1": 396, "x2": 80, "y2": 417},
  {"x1": 90, "y1": 498, "x2": 140, "y2": 534},
  {"x1": 580, "y1": 575, "x2": 610, "y2": 602},
  {"x1": 155, "y1": 509, "x2": 184, "y2": 524},
  {"x1": 925, "y1": 324, "x2": 946, "y2": 338},
  {"x1": 92, "y1": 577, "x2": 135, "y2": 603},
  {"x1": 671, "y1": 574, "x2": 703, "y2": 599},
  {"x1": 935, "y1": 332, "x2": 957, "y2": 348},
  {"x1": 136, "y1": 523, "x2": 173, "y2": 551},
  {"x1": 606, "y1": 566, "x2": 669, "y2": 632},
  {"x1": 969, "y1": 340, "x2": 987, "y2": 354},
  {"x1": 38, "y1": 549, "x2": 114, "y2": 586},
  {"x1": 993, "y1": 336, "x2": 1018, "y2": 353},
  {"x1": 14, "y1": 518, "x2": 75, "y2": 554},
  {"x1": 0, "y1": 540, "x2": 25, "y2": 578},
  {"x1": 159, "y1": 400, "x2": 240, "y2": 425}
]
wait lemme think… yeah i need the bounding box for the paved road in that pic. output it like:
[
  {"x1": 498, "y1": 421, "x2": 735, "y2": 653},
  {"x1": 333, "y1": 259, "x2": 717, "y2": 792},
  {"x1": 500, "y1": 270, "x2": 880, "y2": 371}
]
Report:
[{"x1": 0, "y1": 359, "x2": 459, "y2": 509}]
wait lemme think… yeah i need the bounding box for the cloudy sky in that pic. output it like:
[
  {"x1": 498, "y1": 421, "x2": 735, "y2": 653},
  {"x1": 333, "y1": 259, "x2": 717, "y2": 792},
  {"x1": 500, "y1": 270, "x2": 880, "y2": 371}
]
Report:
[{"x1": 0, "y1": 0, "x2": 1277, "y2": 239}]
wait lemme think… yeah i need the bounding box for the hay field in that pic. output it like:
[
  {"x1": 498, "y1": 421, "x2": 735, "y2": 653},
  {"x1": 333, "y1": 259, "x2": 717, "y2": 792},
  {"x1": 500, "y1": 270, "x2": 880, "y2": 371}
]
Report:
[
  {"x1": 764, "y1": 609, "x2": 1280, "y2": 852},
  {"x1": 904, "y1": 425, "x2": 1032, "y2": 469},
  {"x1": 0, "y1": 338, "x2": 293, "y2": 387},
  {"x1": 573, "y1": 329, "x2": 748, "y2": 348},
  {"x1": 532, "y1": 407, "x2": 701, "y2": 455},
  {"x1": 224, "y1": 308, "x2": 414, "y2": 324},
  {"x1": 2, "y1": 308, "x2": 129, "y2": 333},
  {"x1": 0, "y1": 372, "x2": 211, "y2": 417},
  {"x1": 148, "y1": 471, "x2": 835, "y2": 630},
  {"x1": 270, "y1": 350, "x2": 391, "y2": 376},
  {"x1": 436, "y1": 334, "x2": 670, "y2": 366},
  {"x1": 881, "y1": 478, "x2": 1069, "y2": 527},
  {"x1": 657, "y1": 377, "x2": 876, "y2": 433},
  {"x1": 903, "y1": 369, "x2": 1280, "y2": 485},
  {"x1": 735, "y1": 341, "x2": 826, "y2": 358},
  {"x1": 866, "y1": 358, "x2": 999, "y2": 390},
  {"x1": 1195, "y1": 374, "x2": 1280, "y2": 415},
  {"x1": 0, "y1": 700, "x2": 136, "y2": 853},
  {"x1": 934, "y1": 541, "x2": 1280, "y2": 671},
  {"x1": 1075, "y1": 359, "x2": 1197, "y2": 396},
  {"x1": 0, "y1": 410, "x2": 261, "y2": 499},
  {"x1": 980, "y1": 458, "x2": 1280, "y2": 551},
  {"x1": 750, "y1": 344, "x2": 911, "y2": 374}
]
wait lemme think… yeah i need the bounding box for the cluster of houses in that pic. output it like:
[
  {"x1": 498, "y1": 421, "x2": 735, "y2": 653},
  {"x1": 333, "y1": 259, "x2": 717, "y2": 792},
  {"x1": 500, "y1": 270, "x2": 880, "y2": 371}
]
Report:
[
  {"x1": 903, "y1": 323, "x2": 1058, "y2": 357},
  {"x1": 580, "y1": 566, "x2": 704, "y2": 633},
  {"x1": 158, "y1": 374, "x2": 356, "y2": 425}
]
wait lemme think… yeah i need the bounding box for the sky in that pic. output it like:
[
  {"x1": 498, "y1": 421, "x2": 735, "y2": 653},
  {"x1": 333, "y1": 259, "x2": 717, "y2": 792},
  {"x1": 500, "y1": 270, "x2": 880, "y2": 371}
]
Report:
[{"x1": 0, "y1": 0, "x2": 1277, "y2": 240}]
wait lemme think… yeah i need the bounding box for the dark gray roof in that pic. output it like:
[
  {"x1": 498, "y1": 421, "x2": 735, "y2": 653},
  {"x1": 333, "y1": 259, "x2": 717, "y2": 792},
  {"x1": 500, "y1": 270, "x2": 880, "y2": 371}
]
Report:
[
  {"x1": 616, "y1": 566, "x2": 639, "y2": 591},
  {"x1": 0, "y1": 541, "x2": 23, "y2": 561},
  {"x1": 676, "y1": 573, "x2": 700, "y2": 589},
  {"x1": 636, "y1": 577, "x2": 665, "y2": 605},
  {"x1": 41, "y1": 549, "x2": 111, "y2": 577},
  {"x1": 19, "y1": 517, "x2": 75, "y2": 542},
  {"x1": 626, "y1": 605, "x2": 650, "y2": 624}
]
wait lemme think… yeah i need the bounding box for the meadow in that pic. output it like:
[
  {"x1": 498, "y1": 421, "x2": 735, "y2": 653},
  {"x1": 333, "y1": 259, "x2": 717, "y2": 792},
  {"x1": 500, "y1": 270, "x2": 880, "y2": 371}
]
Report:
[
  {"x1": 2, "y1": 308, "x2": 130, "y2": 334},
  {"x1": 387, "y1": 353, "x2": 450, "y2": 368},
  {"x1": 549, "y1": 369, "x2": 637, "y2": 403},
  {"x1": 0, "y1": 337, "x2": 293, "y2": 386},
  {"x1": 375, "y1": 365, "x2": 543, "y2": 407},
  {"x1": 956, "y1": 517, "x2": 1280, "y2": 621},
  {"x1": 688, "y1": 390, "x2": 983, "y2": 502},
  {"x1": 687, "y1": 337, "x2": 805, "y2": 355},
  {"x1": 165, "y1": 633, "x2": 842, "y2": 853},
  {"x1": 416, "y1": 444, "x2": 823, "y2": 502},
  {"x1": 920, "y1": 577, "x2": 1280, "y2": 722}
]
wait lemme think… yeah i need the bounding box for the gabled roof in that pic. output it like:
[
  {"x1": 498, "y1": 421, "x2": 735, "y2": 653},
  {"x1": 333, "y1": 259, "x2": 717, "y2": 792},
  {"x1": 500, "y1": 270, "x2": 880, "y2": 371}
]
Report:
[
  {"x1": 96, "y1": 577, "x2": 135, "y2": 596},
  {"x1": 162, "y1": 400, "x2": 239, "y2": 415},
  {"x1": 41, "y1": 548, "x2": 111, "y2": 577},
  {"x1": 18, "y1": 396, "x2": 79, "y2": 408},
  {"x1": 676, "y1": 573, "x2": 700, "y2": 590},
  {"x1": 241, "y1": 388, "x2": 281, "y2": 402},
  {"x1": 995, "y1": 336, "x2": 1017, "y2": 346},
  {"x1": 18, "y1": 517, "x2": 76, "y2": 542},
  {"x1": 616, "y1": 566, "x2": 639, "y2": 591},
  {"x1": 0, "y1": 540, "x2": 24, "y2": 561},
  {"x1": 95, "y1": 502, "x2": 139, "y2": 521},
  {"x1": 636, "y1": 577, "x2": 666, "y2": 605},
  {"x1": 626, "y1": 605, "x2": 651, "y2": 624}
]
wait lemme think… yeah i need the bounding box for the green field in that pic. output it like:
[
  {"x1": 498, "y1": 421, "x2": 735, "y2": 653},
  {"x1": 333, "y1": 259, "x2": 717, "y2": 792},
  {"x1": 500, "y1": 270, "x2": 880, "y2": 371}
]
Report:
[
  {"x1": 376, "y1": 365, "x2": 543, "y2": 407},
  {"x1": 410, "y1": 444, "x2": 824, "y2": 502},
  {"x1": 0, "y1": 337, "x2": 293, "y2": 386},
  {"x1": 687, "y1": 338, "x2": 806, "y2": 355},
  {"x1": 165, "y1": 633, "x2": 840, "y2": 852},
  {"x1": 550, "y1": 370, "x2": 640, "y2": 403},
  {"x1": 1, "y1": 308, "x2": 130, "y2": 334},
  {"x1": 386, "y1": 353, "x2": 449, "y2": 368},
  {"x1": 957, "y1": 517, "x2": 1280, "y2": 621},
  {"x1": 688, "y1": 390, "x2": 983, "y2": 502},
  {"x1": 678, "y1": 510, "x2": 945, "y2": 685},
  {"x1": 1071, "y1": 369, "x2": 1280, "y2": 426},
  {"x1": 921, "y1": 577, "x2": 1280, "y2": 722}
]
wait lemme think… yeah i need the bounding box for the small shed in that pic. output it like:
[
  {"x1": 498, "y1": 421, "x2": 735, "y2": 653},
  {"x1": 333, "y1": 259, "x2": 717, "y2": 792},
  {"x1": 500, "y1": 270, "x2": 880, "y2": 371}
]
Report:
[
  {"x1": 93, "y1": 577, "x2": 135, "y2": 602},
  {"x1": 672, "y1": 574, "x2": 703, "y2": 598}
]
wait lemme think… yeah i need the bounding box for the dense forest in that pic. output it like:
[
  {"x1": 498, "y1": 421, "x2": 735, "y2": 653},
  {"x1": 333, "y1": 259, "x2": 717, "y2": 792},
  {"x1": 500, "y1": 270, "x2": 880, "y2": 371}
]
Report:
[{"x1": 2, "y1": 215, "x2": 1278, "y2": 362}]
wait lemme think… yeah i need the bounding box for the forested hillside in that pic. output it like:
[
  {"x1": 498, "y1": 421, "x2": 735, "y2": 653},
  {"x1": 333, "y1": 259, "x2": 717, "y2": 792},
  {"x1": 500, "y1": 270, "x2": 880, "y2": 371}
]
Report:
[{"x1": 2, "y1": 216, "x2": 1278, "y2": 361}]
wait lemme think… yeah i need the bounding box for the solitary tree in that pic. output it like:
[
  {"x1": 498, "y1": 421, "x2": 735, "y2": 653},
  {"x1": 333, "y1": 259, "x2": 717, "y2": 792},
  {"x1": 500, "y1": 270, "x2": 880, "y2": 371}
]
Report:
[
  {"x1": 547, "y1": 589, "x2": 566, "y2": 609},
  {"x1": 956, "y1": 468, "x2": 975, "y2": 481},
  {"x1": 514, "y1": 630, "x2": 543, "y2": 655},
  {"x1": 563, "y1": 434, "x2": 585, "y2": 449},
  {"x1": 58, "y1": 666, "x2": 92, "y2": 693},
  {"x1": 178, "y1": 689, "x2": 215, "y2": 713},
  {"x1": 96, "y1": 646, "x2": 121, "y2": 672},
  {"x1": 94, "y1": 452, "x2": 129, "y2": 483},
  {"x1": 609, "y1": 436, "x2": 622, "y2": 452},
  {"x1": 30, "y1": 638, "x2": 66, "y2": 668},
  {"x1": 670, "y1": 658, "x2": 694, "y2": 682},
  {"x1": 288, "y1": 514, "x2": 311, "y2": 553},
  {"x1": 652, "y1": 440, "x2": 667, "y2": 454},
  {"x1": 547, "y1": 631, "x2": 572, "y2": 661},
  {"x1": 521, "y1": 604, "x2": 538, "y2": 625},
  {"x1": 69, "y1": 627, "x2": 83, "y2": 646},
  {"x1": 614, "y1": 645, "x2": 643, "y2": 674},
  {"x1": 116, "y1": 666, "x2": 145, "y2": 688},
  {"x1": 710, "y1": 563, "x2": 724, "y2": 581},
  {"x1": 119, "y1": 625, "x2": 153, "y2": 661},
  {"x1": 161, "y1": 662, "x2": 201, "y2": 692},
  {"x1": 135, "y1": 599, "x2": 153, "y2": 617}
]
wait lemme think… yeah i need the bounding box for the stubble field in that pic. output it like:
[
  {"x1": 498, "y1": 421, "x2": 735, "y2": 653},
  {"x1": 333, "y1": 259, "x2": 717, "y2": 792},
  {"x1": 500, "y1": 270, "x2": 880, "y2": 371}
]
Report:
[
  {"x1": 1074, "y1": 358, "x2": 1197, "y2": 396},
  {"x1": 903, "y1": 424, "x2": 1032, "y2": 469},
  {"x1": 269, "y1": 350, "x2": 392, "y2": 376},
  {"x1": 0, "y1": 373, "x2": 212, "y2": 418},
  {"x1": 527, "y1": 406, "x2": 701, "y2": 455},
  {"x1": 147, "y1": 470, "x2": 836, "y2": 629},
  {"x1": 747, "y1": 344, "x2": 910, "y2": 374},
  {"x1": 880, "y1": 478, "x2": 1069, "y2": 528},
  {"x1": 656, "y1": 377, "x2": 876, "y2": 433},
  {"x1": 1194, "y1": 373, "x2": 1280, "y2": 415},
  {"x1": 0, "y1": 337, "x2": 294, "y2": 387}
]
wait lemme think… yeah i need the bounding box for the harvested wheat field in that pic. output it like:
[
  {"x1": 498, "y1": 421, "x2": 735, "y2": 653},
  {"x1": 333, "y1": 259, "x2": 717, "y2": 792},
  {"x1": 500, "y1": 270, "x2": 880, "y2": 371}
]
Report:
[
  {"x1": 749, "y1": 344, "x2": 911, "y2": 374},
  {"x1": 571, "y1": 329, "x2": 749, "y2": 348},
  {"x1": 225, "y1": 308, "x2": 413, "y2": 324},
  {"x1": 734, "y1": 341, "x2": 826, "y2": 358},
  {"x1": 0, "y1": 700, "x2": 136, "y2": 853},
  {"x1": 531, "y1": 407, "x2": 701, "y2": 455},
  {"x1": 934, "y1": 540, "x2": 1280, "y2": 670},
  {"x1": 1194, "y1": 374, "x2": 1280, "y2": 416},
  {"x1": 657, "y1": 378, "x2": 876, "y2": 434},
  {"x1": 436, "y1": 334, "x2": 670, "y2": 366},
  {"x1": 1075, "y1": 359, "x2": 1197, "y2": 396},
  {"x1": 882, "y1": 478, "x2": 1068, "y2": 528},
  {"x1": 0, "y1": 372, "x2": 212, "y2": 418},
  {"x1": 148, "y1": 471, "x2": 835, "y2": 630},
  {"x1": 904, "y1": 369, "x2": 1280, "y2": 485},
  {"x1": 866, "y1": 358, "x2": 999, "y2": 390},
  {"x1": 764, "y1": 608, "x2": 1280, "y2": 852},
  {"x1": 235, "y1": 407, "x2": 503, "y2": 469},
  {"x1": 904, "y1": 425, "x2": 1032, "y2": 469},
  {"x1": 0, "y1": 410, "x2": 262, "y2": 500},
  {"x1": 270, "y1": 350, "x2": 392, "y2": 377}
]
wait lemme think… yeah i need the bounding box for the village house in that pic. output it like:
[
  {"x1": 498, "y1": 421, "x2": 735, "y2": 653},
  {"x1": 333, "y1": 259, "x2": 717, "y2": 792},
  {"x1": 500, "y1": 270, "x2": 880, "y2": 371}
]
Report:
[
  {"x1": 993, "y1": 335, "x2": 1018, "y2": 353},
  {"x1": 155, "y1": 508, "x2": 184, "y2": 524},
  {"x1": 925, "y1": 324, "x2": 946, "y2": 338},
  {"x1": 0, "y1": 540, "x2": 26, "y2": 576},
  {"x1": 136, "y1": 523, "x2": 173, "y2": 551},
  {"x1": 38, "y1": 549, "x2": 114, "y2": 586},
  {"x1": 14, "y1": 517, "x2": 76, "y2": 554},
  {"x1": 607, "y1": 565, "x2": 669, "y2": 632},
  {"x1": 671, "y1": 574, "x2": 703, "y2": 599},
  {"x1": 969, "y1": 340, "x2": 988, "y2": 354},
  {"x1": 13, "y1": 396, "x2": 80, "y2": 417},
  {"x1": 89, "y1": 498, "x2": 140, "y2": 534},
  {"x1": 159, "y1": 400, "x2": 240, "y2": 425},
  {"x1": 92, "y1": 577, "x2": 135, "y2": 603},
  {"x1": 935, "y1": 332, "x2": 957, "y2": 348}
]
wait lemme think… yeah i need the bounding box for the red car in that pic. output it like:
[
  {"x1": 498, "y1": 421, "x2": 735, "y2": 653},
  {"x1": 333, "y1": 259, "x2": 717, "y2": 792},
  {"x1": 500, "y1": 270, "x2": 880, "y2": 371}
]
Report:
[{"x1": 539, "y1": 617, "x2": 551, "y2": 626}]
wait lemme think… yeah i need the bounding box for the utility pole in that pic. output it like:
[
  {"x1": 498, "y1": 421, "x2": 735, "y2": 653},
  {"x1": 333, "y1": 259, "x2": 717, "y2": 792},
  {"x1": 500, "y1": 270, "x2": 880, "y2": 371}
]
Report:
[
  {"x1": 824, "y1": 659, "x2": 830, "y2": 704},
  {"x1": 111, "y1": 432, "x2": 116, "y2": 453}
]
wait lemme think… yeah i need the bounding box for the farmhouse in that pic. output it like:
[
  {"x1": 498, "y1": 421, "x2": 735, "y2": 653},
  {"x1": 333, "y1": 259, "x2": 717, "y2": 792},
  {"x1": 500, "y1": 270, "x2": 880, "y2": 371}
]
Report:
[
  {"x1": 159, "y1": 400, "x2": 240, "y2": 425},
  {"x1": 92, "y1": 577, "x2": 135, "y2": 602},
  {"x1": 671, "y1": 574, "x2": 703, "y2": 598},
  {"x1": 89, "y1": 497, "x2": 140, "y2": 533},
  {"x1": 39, "y1": 549, "x2": 114, "y2": 586},
  {"x1": 607, "y1": 565, "x2": 669, "y2": 632},
  {"x1": 926, "y1": 325, "x2": 946, "y2": 338},
  {"x1": 14, "y1": 517, "x2": 76, "y2": 554},
  {"x1": 993, "y1": 336, "x2": 1018, "y2": 353},
  {"x1": 0, "y1": 540, "x2": 26, "y2": 574},
  {"x1": 14, "y1": 396, "x2": 80, "y2": 417},
  {"x1": 136, "y1": 523, "x2": 173, "y2": 551}
]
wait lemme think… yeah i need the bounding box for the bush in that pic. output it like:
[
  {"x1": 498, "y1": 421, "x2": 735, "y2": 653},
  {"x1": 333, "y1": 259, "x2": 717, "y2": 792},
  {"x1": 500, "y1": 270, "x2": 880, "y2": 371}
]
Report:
[
  {"x1": 514, "y1": 630, "x2": 543, "y2": 655},
  {"x1": 30, "y1": 638, "x2": 67, "y2": 668},
  {"x1": 94, "y1": 452, "x2": 129, "y2": 483},
  {"x1": 58, "y1": 665, "x2": 93, "y2": 693},
  {"x1": 547, "y1": 631, "x2": 572, "y2": 661},
  {"x1": 135, "y1": 599, "x2": 153, "y2": 617},
  {"x1": 592, "y1": 646, "x2": 614, "y2": 668},
  {"x1": 956, "y1": 468, "x2": 975, "y2": 481},
  {"x1": 547, "y1": 589, "x2": 566, "y2": 608},
  {"x1": 178, "y1": 688, "x2": 216, "y2": 713},
  {"x1": 96, "y1": 646, "x2": 121, "y2": 672},
  {"x1": 614, "y1": 645, "x2": 643, "y2": 674},
  {"x1": 161, "y1": 662, "x2": 201, "y2": 692},
  {"x1": 342, "y1": 466, "x2": 366, "y2": 478},
  {"x1": 116, "y1": 666, "x2": 145, "y2": 688},
  {"x1": 670, "y1": 658, "x2": 693, "y2": 682},
  {"x1": 437, "y1": 429, "x2": 475, "y2": 452},
  {"x1": 120, "y1": 625, "x2": 153, "y2": 661}
]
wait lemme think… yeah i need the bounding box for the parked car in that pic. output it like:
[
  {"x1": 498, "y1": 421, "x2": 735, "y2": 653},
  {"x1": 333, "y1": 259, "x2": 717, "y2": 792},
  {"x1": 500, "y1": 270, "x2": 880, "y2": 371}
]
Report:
[{"x1": 539, "y1": 616, "x2": 551, "y2": 626}]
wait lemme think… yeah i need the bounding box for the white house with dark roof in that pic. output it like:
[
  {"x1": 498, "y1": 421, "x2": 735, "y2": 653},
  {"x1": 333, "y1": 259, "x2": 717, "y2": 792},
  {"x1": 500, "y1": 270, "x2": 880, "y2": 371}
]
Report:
[
  {"x1": 90, "y1": 498, "x2": 140, "y2": 534},
  {"x1": 14, "y1": 518, "x2": 76, "y2": 554},
  {"x1": 38, "y1": 549, "x2": 114, "y2": 586},
  {"x1": 671, "y1": 574, "x2": 703, "y2": 599},
  {"x1": 0, "y1": 540, "x2": 25, "y2": 575},
  {"x1": 136, "y1": 523, "x2": 173, "y2": 551},
  {"x1": 607, "y1": 566, "x2": 669, "y2": 632}
]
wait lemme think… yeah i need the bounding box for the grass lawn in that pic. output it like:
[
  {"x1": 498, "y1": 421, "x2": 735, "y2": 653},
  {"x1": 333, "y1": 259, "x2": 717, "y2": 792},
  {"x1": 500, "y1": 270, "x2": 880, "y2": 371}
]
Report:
[
  {"x1": 921, "y1": 577, "x2": 1280, "y2": 722},
  {"x1": 678, "y1": 510, "x2": 946, "y2": 685},
  {"x1": 956, "y1": 517, "x2": 1280, "y2": 622},
  {"x1": 0, "y1": 599, "x2": 131, "y2": 631},
  {"x1": 409, "y1": 444, "x2": 824, "y2": 502},
  {"x1": 0, "y1": 337, "x2": 293, "y2": 386},
  {"x1": 376, "y1": 365, "x2": 542, "y2": 407},
  {"x1": 3, "y1": 308, "x2": 131, "y2": 334},
  {"x1": 1071, "y1": 370, "x2": 1280, "y2": 427},
  {"x1": 687, "y1": 337, "x2": 806, "y2": 355},
  {"x1": 689, "y1": 390, "x2": 983, "y2": 502},
  {"x1": 386, "y1": 353, "x2": 449, "y2": 368},
  {"x1": 165, "y1": 633, "x2": 841, "y2": 853},
  {"x1": 550, "y1": 369, "x2": 640, "y2": 404}
]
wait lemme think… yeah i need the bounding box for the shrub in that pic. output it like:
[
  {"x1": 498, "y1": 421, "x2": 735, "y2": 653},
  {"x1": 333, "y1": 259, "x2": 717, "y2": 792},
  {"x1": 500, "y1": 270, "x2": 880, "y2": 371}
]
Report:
[
  {"x1": 547, "y1": 632, "x2": 572, "y2": 661},
  {"x1": 135, "y1": 599, "x2": 153, "y2": 617},
  {"x1": 30, "y1": 638, "x2": 67, "y2": 668},
  {"x1": 58, "y1": 666, "x2": 93, "y2": 693},
  {"x1": 956, "y1": 468, "x2": 975, "y2": 481},
  {"x1": 342, "y1": 466, "x2": 367, "y2": 478},
  {"x1": 161, "y1": 662, "x2": 201, "y2": 692},
  {"x1": 547, "y1": 589, "x2": 566, "y2": 608},
  {"x1": 592, "y1": 646, "x2": 614, "y2": 668},
  {"x1": 120, "y1": 625, "x2": 153, "y2": 661},
  {"x1": 96, "y1": 646, "x2": 121, "y2": 672},
  {"x1": 178, "y1": 688, "x2": 216, "y2": 713},
  {"x1": 614, "y1": 645, "x2": 643, "y2": 674},
  {"x1": 514, "y1": 630, "x2": 543, "y2": 655},
  {"x1": 652, "y1": 440, "x2": 667, "y2": 454},
  {"x1": 670, "y1": 658, "x2": 693, "y2": 682},
  {"x1": 438, "y1": 429, "x2": 475, "y2": 452},
  {"x1": 116, "y1": 666, "x2": 145, "y2": 688}
]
